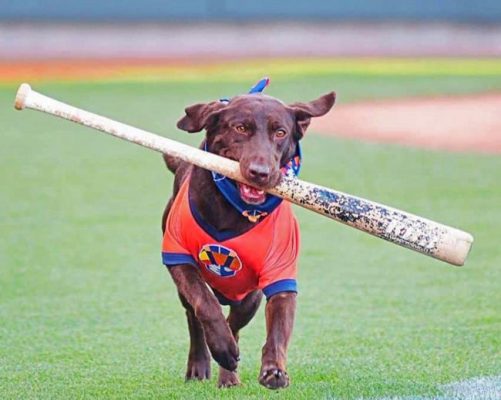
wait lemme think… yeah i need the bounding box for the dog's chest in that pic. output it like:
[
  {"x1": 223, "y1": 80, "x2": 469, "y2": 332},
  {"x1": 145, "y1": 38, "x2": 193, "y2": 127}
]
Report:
[{"x1": 163, "y1": 178, "x2": 299, "y2": 301}]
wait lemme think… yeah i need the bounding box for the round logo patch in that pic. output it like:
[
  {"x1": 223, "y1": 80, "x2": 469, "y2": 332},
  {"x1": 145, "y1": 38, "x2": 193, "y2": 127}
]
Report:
[{"x1": 198, "y1": 244, "x2": 242, "y2": 278}]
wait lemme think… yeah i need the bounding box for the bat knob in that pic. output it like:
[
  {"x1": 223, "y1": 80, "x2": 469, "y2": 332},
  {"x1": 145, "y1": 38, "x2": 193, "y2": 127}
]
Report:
[{"x1": 14, "y1": 83, "x2": 32, "y2": 110}]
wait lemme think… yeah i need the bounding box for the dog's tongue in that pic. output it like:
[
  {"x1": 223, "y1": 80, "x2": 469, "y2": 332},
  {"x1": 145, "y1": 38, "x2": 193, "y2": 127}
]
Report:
[{"x1": 238, "y1": 183, "x2": 266, "y2": 205}]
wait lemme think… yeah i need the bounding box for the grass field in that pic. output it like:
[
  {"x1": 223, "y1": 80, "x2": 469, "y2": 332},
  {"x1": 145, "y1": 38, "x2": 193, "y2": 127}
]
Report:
[{"x1": 1, "y1": 68, "x2": 500, "y2": 399}]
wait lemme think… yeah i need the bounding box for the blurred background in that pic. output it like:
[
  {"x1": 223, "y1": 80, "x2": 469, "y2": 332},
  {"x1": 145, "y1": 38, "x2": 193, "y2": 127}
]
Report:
[
  {"x1": 2, "y1": 0, "x2": 501, "y2": 59},
  {"x1": 1, "y1": 2, "x2": 500, "y2": 399}
]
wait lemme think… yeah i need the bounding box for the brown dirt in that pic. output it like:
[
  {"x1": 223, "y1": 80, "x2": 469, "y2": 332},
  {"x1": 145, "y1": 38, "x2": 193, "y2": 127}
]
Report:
[{"x1": 310, "y1": 94, "x2": 501, "y2": 154}]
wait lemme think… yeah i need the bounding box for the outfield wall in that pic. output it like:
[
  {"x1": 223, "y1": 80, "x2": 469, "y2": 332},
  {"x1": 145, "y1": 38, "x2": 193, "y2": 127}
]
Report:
[{"x1": 1, "y1": 0, "x2": 500, "y2": 22}]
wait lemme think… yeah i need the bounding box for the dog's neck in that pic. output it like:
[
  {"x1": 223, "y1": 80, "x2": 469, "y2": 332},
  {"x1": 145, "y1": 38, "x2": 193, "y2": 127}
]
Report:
[{"x1": 189, "y1": 166, "x2": 255, "y2": 234}]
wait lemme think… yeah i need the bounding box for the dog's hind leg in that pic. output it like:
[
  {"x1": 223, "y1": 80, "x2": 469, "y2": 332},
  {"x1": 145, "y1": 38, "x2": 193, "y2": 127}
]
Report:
[
  {"x1": 218, "y1": 290, "x2": 263, "y2": 388},
  {"x1": 178, "y1": 293, "x2": 211, "y2": 380}
]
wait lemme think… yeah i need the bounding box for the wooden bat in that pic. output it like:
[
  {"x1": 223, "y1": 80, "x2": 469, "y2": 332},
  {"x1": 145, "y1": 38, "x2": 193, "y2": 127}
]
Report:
[{"x1": 14, "y1": 83, "x2": 473, "y2": 266}]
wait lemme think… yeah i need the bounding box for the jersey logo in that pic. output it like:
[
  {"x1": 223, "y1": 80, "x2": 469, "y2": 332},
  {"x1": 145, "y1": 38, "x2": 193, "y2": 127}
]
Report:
[{"x1": 198, "y1": 244, "x2": 242, "y2": 278}]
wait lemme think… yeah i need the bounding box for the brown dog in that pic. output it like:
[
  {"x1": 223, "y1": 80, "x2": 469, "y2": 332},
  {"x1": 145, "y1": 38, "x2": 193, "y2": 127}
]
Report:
[{"x1": 161, "y1": 91, "x2": 335, "y2": 389}]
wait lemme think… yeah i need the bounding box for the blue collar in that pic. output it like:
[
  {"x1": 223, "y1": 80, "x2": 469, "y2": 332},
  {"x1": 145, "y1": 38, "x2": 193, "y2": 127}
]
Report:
[{"x1": 207, "y1": 143, "x2": 301, "y2": 223}]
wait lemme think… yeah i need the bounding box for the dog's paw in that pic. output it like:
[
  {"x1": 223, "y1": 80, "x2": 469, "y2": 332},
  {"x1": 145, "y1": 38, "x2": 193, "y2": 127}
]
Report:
[
  {"x1": 185, "y1": 355, "x2": 211, "y2": 381},
  {"x1": 205, "y1": 329, "x2": 239, "y2": 372},
  {"x1": 259, "y1": 367, "x2": 289, "y2": 389},
  {"x1": 218, "y1": 368, "x2": 241, "y2": 388},
  {"x1": 208, "y1": 338, "x2": 239, "y2": 371}
]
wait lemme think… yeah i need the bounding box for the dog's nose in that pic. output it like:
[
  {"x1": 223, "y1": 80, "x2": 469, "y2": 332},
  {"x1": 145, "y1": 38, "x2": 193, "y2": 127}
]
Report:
[{"x1": 248, "y1": 163, "x2": 271, "y2": 184}]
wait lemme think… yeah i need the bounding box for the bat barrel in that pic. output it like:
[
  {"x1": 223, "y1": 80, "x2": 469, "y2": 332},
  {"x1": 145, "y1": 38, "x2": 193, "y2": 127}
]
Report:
[
  {"x1": 271, "y1": 177, "x2": 473, "y2": 266},
  {"x1": 436, "y1": 228, "x2": 473, "y2": 266}
]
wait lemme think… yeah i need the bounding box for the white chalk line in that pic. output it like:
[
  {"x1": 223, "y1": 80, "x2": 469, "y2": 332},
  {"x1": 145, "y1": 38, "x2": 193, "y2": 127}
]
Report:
[{"x1": 357, "y1": 375, "x2": 501, "y2": 400}]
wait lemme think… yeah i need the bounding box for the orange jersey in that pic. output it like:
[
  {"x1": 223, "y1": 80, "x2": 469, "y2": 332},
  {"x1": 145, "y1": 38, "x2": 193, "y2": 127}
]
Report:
[{"x1": 162, "y1": 178, "x2": 300, "y2": 304}]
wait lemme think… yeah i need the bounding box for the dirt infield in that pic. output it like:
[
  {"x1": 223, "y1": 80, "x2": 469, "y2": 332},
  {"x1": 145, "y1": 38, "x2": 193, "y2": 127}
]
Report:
[{"x1": 311, "y1": 94, "x2": 501, "y2": 154}]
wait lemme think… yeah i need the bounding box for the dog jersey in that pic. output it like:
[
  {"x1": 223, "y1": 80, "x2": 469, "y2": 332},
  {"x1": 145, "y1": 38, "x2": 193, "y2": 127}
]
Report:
[{"x1": 161, "y1": 178, "x2": 299, "y2": 303}]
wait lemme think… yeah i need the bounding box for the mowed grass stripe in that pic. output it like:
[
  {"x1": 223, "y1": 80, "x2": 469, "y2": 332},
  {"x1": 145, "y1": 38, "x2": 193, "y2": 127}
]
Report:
[{"x1": 104, "y1": 58, "x2": 501, "y2": 84}]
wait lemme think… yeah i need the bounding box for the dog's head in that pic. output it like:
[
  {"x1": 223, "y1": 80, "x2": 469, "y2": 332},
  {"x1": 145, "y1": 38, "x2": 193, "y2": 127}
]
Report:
[{"x1": 177, "y1": 92, "x2": 335, "y2": 204}]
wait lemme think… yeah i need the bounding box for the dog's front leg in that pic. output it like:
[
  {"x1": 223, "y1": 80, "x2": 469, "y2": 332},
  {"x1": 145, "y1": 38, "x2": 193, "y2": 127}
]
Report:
[
  {"x1": 169, "y1": 265, "x2": 239, "y2": 372},
  {"x1": 259, "y1": 292, "x2": 296, "y2": 389},
  {"x1": 218, "y1": 290, "x2": 263, "y2": 388}
]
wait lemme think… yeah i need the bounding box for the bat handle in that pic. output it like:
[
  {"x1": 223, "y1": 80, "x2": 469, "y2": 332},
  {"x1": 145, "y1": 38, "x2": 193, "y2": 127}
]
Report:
[{"x1": 14, "y1": 83, "x2": 32, "y2": 110}]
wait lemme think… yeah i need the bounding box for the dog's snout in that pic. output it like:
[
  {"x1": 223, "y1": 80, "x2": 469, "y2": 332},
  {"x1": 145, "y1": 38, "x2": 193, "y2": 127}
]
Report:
[{"x1": 248, "y1": 163, "x2": 271, "y2": 183}]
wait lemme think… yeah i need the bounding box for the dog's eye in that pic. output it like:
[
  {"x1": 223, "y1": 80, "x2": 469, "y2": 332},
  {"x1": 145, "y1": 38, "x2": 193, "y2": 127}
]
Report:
[
  {"x1": 235, "y1": 125, "x2": 246, "y2": 134},
  {"x1": 275, "y1": 129, "x2": 287, "y2": 138}
]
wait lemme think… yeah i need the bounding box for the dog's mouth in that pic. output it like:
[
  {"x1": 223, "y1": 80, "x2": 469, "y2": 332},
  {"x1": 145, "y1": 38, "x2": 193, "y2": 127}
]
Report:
[{"x1": 237, "y1": 182, "x2": 266, "y2": 205}]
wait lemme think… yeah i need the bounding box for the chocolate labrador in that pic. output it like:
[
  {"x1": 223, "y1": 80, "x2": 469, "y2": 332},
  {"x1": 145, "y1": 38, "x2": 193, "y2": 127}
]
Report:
[{"x1": 161, "y1": 90, "x2": 335, "y2": 389}]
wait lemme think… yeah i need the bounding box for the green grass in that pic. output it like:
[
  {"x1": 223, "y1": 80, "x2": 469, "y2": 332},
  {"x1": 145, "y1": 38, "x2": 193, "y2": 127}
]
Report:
[
  {"x1": 1, "y1": 72, "x2": 500, "y2": 399},
  {"x1": 97, "y1": 58, "x2": 501, "y2": 85}
]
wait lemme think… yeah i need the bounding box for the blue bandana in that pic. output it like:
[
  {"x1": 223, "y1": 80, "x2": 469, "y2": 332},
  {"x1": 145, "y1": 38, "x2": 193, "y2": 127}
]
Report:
[{"x1": 207, "y1": 77, "x2": 302, "y2": 223}]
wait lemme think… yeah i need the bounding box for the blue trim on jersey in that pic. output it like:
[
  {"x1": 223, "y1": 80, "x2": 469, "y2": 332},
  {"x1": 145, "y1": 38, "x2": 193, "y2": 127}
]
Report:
[
  {"x1": 188, "y1": 195, "x2": 243, "y2": 242},
  {"x1": 262, "y1": 279, "x2": 298, "y2": 299},
  {"x1": 162, "y1": 252, "x2": 244, "y2": 307},
  {"x1": 162, "y1": 252, "x2": 198, "y2": 268}
]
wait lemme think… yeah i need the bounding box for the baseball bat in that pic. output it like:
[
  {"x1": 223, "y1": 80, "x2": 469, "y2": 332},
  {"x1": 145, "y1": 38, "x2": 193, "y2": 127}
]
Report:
[{"x1": 14, "y1": 83, "x2": 473, "y2": 266}]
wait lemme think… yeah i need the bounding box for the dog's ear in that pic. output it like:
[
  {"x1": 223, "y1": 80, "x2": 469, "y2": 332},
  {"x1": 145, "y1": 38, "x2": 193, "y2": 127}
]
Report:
[
  {"x1": 177, "y1": 101, "x2": 227, "y2": 133},
  {"x1": 289, "y1": 92, "x2": 336, "y2": 139}
]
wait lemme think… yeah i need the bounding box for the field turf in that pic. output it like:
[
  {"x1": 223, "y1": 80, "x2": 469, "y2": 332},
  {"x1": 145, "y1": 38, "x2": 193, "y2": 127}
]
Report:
[{"x1": 1, "y1": 69, "x2": 500, "y2": 399}]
